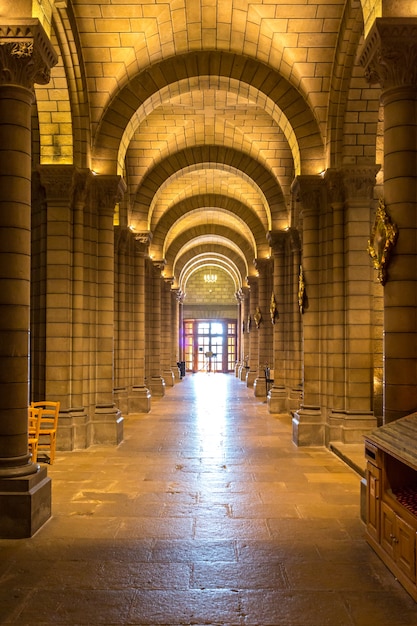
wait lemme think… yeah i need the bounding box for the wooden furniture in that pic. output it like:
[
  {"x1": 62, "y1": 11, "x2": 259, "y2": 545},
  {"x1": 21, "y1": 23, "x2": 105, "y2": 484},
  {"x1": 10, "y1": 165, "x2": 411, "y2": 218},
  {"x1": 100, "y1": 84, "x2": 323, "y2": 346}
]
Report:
[
  {"x1": 30, "y1": 401, "x2": 60, "y2": 464},
  {"x1": 365, "y1": 413, "x2": 417, "y2": 601},
  {"x1": 28, "y1": 407, "x2": 42, "y2": 463}
]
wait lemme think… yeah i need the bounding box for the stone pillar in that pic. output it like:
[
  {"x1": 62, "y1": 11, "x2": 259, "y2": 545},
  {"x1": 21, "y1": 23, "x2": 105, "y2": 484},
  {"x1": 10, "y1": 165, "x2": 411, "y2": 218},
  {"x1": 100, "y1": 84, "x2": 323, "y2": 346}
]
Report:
[
  {"x1": 148, "y1": 261, "x2": 166, "y2": 397},
  {"x1": 287, "y1": 228, "x2": 303, "y2": 413},
  {"x1": 35, "y1": 166, "x2": 90, "y2": 451},
  {"x1": 161, "y1": 278, "x2": 175, "y2": 387},
  {"x1": 253, "y1": 258, "x2": 273, "y2": 398},
  {"x1": 239, "y1": 287, "x2": 250, "y2": 381},
  {"x1": 292, "y1": 176, "x2": 325, "y2": 446},
  {"x1": 267, "y1": 231, "x2": 287, "y2": 413},
  {"x1": 245, "y1": 277, "x2": 259, "y2": 387},
  {"x1": 128, "y1": 234, "x2": 151, "y2": 413},
  {"x1": 91, "y1": 176, "x2": 125, "y2": 443},
  {"x1": 0, "y1": 19, "x2": 57, "y2": 537},
  {"x1": 171, "y1": 289, "x2": 182, "y2": 382},
  {"x1": 327, "y1": 166, "x2": 379, "y2": 443},
  {"x1": 360, "y1": 18, "x2": 417, "y2": 423}
]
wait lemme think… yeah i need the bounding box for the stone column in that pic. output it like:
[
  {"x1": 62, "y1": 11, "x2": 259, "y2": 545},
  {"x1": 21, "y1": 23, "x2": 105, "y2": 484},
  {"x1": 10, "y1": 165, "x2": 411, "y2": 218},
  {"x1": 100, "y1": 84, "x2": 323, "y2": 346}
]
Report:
[
  {"x1": 235, "y1": 290, "x2": 243, "y2": 377},
  {"x1": 360, "y1": 18, "x2": 417, "y2": 423},
  {"x1": 35, "y1": 166, "x2": 90, "y2": 451},
  {"x1": 245, "y1": 277, "x2": 259, "y2": 387},
  {"x1": 292, "y1": 176, "x2": 325, "y2": 446},
  {"x1": 161, "y1": 278, "x2": 175, "y2": 387},
  {"x1": 267, "y1": 231, "x2": 287, "y2": 413},
  {"x1": 327, "y1": 166, "x2": 379, "y2": 443},
  {"x1": 149, "y1": 261, "x2": 166, "y2": 397},
  {"x1": 238, "y1": 287, "x2": 250, "y2": 381},
  {"x1": 91, "y1": 175, "x2": 125, "y2": 443},
  {"x1": 287, "y1": 228, "x2": 303, "y2": 413},
  {"x1": 128, "y1": 234, "x2": 151, "y2": 413},
  {"x1": 171, "y1": 289, "x2": 182, "y2": 382},
  {"x1": 0, "y1": 19, "x2": 57, "y2": 537},
  {"x1": 253, "y1": 258, "x2": 273, "y2": 398}
]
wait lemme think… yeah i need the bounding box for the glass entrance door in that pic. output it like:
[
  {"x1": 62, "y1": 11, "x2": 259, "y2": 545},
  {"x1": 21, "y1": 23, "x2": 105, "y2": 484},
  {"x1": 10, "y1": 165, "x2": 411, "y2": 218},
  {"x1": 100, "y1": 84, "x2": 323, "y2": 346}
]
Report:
[{"x1": 183, "y1": 319, "x2": 236, "y2": 373}]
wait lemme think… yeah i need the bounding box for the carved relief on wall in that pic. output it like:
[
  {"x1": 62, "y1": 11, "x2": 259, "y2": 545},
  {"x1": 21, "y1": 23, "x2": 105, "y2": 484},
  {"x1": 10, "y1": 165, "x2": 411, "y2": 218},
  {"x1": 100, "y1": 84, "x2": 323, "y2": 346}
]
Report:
[
  {"x1": 270, "y1": 293, "x2": 277, "y2": 324},
  {"x1": 367, "y1": 199, "x2": 398, "y2": 285},
  {"x1": 298, "y1": 265, "x2": 305, "y2": 314}
]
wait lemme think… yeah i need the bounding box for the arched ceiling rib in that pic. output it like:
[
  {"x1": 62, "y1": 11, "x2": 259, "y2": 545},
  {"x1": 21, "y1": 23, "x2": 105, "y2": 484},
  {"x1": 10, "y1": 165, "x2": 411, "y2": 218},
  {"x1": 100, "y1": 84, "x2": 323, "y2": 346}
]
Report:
[
  {"x1": 132, "y1": 145, "x2": 287, "y2": 231},
  {"x1": 165, "y1": 226, "x2": 256, "y2": 277},
  {"x1": 93, "y1": 52, "x2": 324, "y2": 178},
  {"x1": 180, "y1": 254, "x2": 242, "y2": 293},
  {"x1": 148, "y1": 168, "x2": 270, "y2": 234},
  {"x1": 150, "y1": 193, "x2": 267, "y2": 260}
]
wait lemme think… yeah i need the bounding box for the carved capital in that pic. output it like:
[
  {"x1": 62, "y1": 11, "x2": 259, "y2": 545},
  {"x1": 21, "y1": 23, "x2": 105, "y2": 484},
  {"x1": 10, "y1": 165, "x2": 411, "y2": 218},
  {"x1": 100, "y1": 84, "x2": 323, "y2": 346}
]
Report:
[
  {"x1": 267, "y1": 230, "x2": 287, "y2": 254},
  {"x1": 342, "y1": 165, "x2": 380, "y2": 202},
  {"x1": 324, "y1": 169, "x2": 345, "y2": 206},
  {"x1": 360, "y1": 18, "x2": 417, "y2": 90},
  {"x1": 253, "y1": 258, "x2": 272, "y2": 276},
  {"x1": 291, "y1": 175, "x2": 324, "y2": 218},
  {"x1": 93, "y1": 175, "x2": 126, "y2": 214},
  {"x1": 36, "y1": 164, "x2": 74, "y2": 201},
  {"x1": 0, "y1": 20, "x2": 57, "y2": 90}
]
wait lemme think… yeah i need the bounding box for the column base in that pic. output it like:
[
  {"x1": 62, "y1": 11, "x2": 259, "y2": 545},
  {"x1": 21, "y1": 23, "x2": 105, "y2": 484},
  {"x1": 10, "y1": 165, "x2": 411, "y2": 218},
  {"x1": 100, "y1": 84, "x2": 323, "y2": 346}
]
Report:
[
  {"x1": 326, "y1": 410, "x2": 377, "y2": 445},
  {"x1": 128, "y1": 386, "x2": 151, "y2": 413},
  {"x1": 57, "y1": 406, "x2": 89, "y2": 450},
  {"x1": 253, "y1": 376, "x2": 267, "y2": 398},
  {"x1": 239, "y1": 366, "x2": 250, "y2": 381},
  {"x1": 288, "y1": 387, "x2": 303, "y2": 414},
  {"x1": 0, "y1": 466, "x2": 51, "y2": 538},
  {"x1": 246, "y1": 369, "x2": 257, "y2": 388},
  {"x1": 163, "y1": 369, "x2": 175, "y2": 387},
  {"x1": 149, "y1": 376, "x2": 166, "y2": 397},
  {"x1": 92, "y1": 404, "x2": 124, "y2": 445},
  {"x1": 267, "y1": 385, "x2": 287, "y2": 414},
  {"x1": 292, "y1": 405, "x2": 324, "y2": 446},
  {"x1": 114, "y1": 387, "x2": 129, "y2": 414}
]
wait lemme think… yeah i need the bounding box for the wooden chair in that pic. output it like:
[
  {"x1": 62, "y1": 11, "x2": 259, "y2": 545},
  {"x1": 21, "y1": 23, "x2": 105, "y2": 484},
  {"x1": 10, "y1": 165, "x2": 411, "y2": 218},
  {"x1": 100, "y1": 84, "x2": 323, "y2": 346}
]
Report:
[
  {"x1": 30, "y1": 401, "x2": 60, "y2": 464},
  {"x1": 28, "y1": 407, "x2": 42, "y2": 463}
]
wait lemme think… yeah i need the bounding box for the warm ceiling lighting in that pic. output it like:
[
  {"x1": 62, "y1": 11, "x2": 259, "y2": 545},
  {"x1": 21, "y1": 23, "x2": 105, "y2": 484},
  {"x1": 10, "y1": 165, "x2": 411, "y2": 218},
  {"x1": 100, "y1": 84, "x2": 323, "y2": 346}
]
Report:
[{"x1": 204, "y1": 273, "x2": 217, "y2": 283}]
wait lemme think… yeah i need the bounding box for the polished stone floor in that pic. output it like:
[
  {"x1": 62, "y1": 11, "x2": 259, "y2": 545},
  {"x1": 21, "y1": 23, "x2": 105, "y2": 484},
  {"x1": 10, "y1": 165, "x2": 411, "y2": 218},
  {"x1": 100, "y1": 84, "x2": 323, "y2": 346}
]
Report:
[{"x1": 1, "y1": 374, "x2": 417, "y2": 625}]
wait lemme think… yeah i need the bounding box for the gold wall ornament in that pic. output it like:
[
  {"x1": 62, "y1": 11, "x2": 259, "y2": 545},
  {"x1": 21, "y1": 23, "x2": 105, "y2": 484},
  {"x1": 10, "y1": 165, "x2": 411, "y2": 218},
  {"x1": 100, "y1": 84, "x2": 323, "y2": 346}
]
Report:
[
  {"x1": 270, "y1": 293, "x2": 278, "y2": 324},
  {"x1": 254, "y1": 306, "x2": 262, "y2": 329},
  {"x1": 298, "y1": 265, "x2": 305, "y2": 314},
  {"x1": 367, "y1": 199, "x2": 398, "y2": 285}
]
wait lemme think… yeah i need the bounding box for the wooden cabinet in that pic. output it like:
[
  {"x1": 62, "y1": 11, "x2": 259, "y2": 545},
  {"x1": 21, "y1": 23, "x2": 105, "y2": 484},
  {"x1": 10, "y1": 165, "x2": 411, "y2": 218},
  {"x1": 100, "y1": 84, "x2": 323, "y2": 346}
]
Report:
[{"x1": 365, "y1": 413, "x2": 417, "y2": 602}]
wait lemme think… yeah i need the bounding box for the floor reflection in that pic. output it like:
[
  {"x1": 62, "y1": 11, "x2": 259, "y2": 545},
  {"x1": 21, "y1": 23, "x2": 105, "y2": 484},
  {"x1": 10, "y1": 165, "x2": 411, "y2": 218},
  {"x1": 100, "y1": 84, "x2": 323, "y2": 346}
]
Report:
[{"x1": 192, "y1": 373, "x2": 229, "y2": 459}]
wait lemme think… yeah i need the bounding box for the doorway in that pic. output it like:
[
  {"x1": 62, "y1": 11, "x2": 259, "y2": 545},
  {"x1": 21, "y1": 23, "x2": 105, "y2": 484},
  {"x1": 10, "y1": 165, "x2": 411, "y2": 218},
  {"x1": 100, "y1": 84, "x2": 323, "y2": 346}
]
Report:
[{"x1": 183, "y1": 319, "x2": 236, "y2": 373}]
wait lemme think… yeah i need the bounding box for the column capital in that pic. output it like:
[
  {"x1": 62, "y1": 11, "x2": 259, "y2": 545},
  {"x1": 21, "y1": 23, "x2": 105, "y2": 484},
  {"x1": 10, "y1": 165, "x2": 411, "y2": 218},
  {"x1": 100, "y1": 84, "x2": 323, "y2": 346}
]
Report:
[
  {"x1": 267, "y1": 230, "x2": 287, "y2": 254},
  {"x1": 324, "y1": 168, "x2": 345, "y2": 206},
  {"x1": 93, "y1": 174, "x2": 126, "y2": 215},
  {"x1": 0, "y1": 20, "x2": 57, "y2": 90},
  {"x1": 291, "y1": 175, "x2": 325, "y2": 218},
  {"x1": 253, "y1": 257, "x2": 272, "y2": 275},
  {"x1": 342, "y1": 165, "x2": 380, "y2": 203},
  {"x1": 360, "y1": 18, "x2": 417, "y2": 90},
  {"x1": 134, "y1": 231, "x2": 152, "y2": 255},
  {"x1": 36, "y1": 164, "x2": 92, "y2": 204}
]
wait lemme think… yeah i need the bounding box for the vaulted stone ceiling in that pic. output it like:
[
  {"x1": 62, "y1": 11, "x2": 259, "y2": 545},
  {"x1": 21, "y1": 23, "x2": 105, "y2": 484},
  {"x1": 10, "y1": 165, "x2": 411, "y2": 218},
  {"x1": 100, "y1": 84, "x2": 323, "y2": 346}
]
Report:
[{"x1": 32, "y1": 0, "x2": 384, "y2": 294}]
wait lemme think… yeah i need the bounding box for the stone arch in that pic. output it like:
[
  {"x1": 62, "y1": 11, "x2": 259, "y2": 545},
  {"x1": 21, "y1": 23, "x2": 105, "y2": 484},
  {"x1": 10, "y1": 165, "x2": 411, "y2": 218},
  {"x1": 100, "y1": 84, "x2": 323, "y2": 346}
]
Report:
[
  {"x1": 150, "y1": 193, "x2": 267, "y2": 260},
  {"x1": 93, "y1": 51, "x2": 324, "y2": 177},
  {"x1": 132, "y1": 146, "x2": 286, "y2": 231}
]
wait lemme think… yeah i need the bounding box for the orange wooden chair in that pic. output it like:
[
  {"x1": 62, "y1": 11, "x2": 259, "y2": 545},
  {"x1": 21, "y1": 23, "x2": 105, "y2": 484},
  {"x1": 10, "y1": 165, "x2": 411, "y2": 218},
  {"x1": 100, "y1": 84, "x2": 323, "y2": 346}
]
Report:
[
  {"x1": 30, "y1": 401, "x2": 60, "y2": 464},
  {"x1": 28, "y1": 406, "x2": 42, "y2": 463}
]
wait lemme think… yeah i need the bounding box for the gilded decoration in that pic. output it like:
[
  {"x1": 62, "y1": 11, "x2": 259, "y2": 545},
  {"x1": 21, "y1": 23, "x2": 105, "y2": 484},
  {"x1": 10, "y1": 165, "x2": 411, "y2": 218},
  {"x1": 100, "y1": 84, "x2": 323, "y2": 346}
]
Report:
[
  {"x1": 298, "y1": 265, "x2": 305, "y2": 314},
  {"x1": 254, "y1": 307, "x2": 262, "y2": 329},
  {"x1": 367, "y1": 199, "x2": 398, "y2": 285},
  {"x1": 270, "y1": 293, "x2": 277, "y2": 324}
]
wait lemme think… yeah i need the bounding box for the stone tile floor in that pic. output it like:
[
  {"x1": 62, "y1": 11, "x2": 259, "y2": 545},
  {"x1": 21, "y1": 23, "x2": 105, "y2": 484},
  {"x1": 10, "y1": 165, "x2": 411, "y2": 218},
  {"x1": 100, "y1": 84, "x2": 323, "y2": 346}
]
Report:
[{"x1": 1, "y1": 373, "x2": 416, "y2": 625}]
